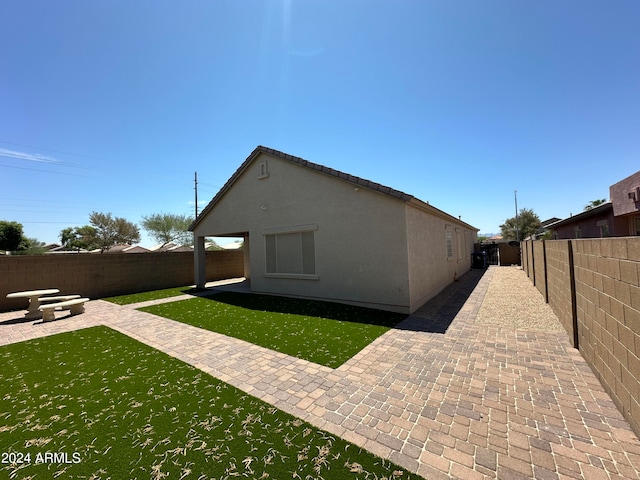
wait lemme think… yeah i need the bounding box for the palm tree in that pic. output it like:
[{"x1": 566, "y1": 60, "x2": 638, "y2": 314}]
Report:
[{"x1": 584, "y1": 199, "x2": 607, "y2": 211}]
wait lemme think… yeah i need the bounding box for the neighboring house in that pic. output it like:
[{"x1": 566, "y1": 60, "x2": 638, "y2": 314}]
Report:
[
  {"x1": 536, "y1": 217, "x2": 562, "y2": 239},
  {"x1": 149, "y1": 242, "x2": 193, "y2": 252},
  {"x1": 549, "y1": 203, "x2": 619, "y2": 239},
  {"x1": 190, "y1": 146, "x2": 478, "y2": 314},
  {"x1": 550, "y1": 170, "x2": 640, "y2": 239},
  {"x1": 46, "y1": 243, "x2": 91, "y2": 254},
  {"x1": 93, "y1": 244, "x2": 150, "y2": 254},
  {"x1": 220, "y1": 241, "x2": 243, "y2": 250},
  {"x1": 610, "y1": 170, "x2": 640, "y2": 236}
]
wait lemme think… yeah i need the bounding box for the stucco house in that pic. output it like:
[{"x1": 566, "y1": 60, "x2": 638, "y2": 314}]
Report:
[
  {"x1": 549, "y1": 170, "x2": 640, "y2": 239},
  {"x1": 610, "y1": 170, "x2": 640, "y2": 236},
  {"x1": 190, "y1": 146, "x2": 478, "y2": 314},
  {"x1": 549, "y1": 203, "x2": 621, "y2": 239}
]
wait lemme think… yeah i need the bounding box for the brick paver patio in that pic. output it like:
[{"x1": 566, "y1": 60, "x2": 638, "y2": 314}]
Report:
[{"x1": 1, "y1": 267, "x2": 639, "y2": 479}]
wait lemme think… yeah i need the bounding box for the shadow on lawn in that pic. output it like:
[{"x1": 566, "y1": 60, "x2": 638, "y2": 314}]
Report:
[
  {"x1": 199, "y1": 291, "x2": 407, "y2": 328},
  {"x1": 201, "y1": 268, "x2": 488, "y2": 332},
  {"x1": 396, "y1": 268, "x2": 488, "y2": 334}
]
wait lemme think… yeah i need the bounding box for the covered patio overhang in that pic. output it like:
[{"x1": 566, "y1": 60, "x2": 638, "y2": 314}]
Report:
[{"x1": 193, "y1": 231, "x2": 249, "y2": 288}]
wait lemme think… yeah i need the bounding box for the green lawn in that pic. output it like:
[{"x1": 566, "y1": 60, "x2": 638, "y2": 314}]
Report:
[
  {"x1": 140, "y1": 292, "x2": 406, "y2": 368},
  {"x1": 103, "y1": 285, "x2": 200, "y2": 305},
  {"x1": 0, "y1": 327, "x2": 421, "y2": 480}
]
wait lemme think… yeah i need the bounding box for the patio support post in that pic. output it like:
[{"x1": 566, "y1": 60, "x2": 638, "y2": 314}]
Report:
[
  {"x1": 194, "y1": 234, "x2": 206, "y2": 288},
  {"x1": 243, "y1": 233, "x2": 250, "y2": 280}
]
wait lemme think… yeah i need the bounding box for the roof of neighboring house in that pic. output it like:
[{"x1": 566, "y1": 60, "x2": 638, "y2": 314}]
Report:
[
  {"x1": 46, "y1": 244, "x2": 92, "y2": 254},
  {"x1": 547, "y1": 202, "x2": 613, "y2": 229},
  {"x1": 190, "y1": 146, "x2": 478, "y2": 231},
  {"x1": 150, "y1": 242, "x2": 193, "y2": 252},
  {"x1": 91, "y1": 244, "x2": 150, "y2": 253},
  {"x1": 149, "y1": 242, "x2": 177, "y2": 252},
  {"x1": 221, "y1": 241, "x2": 243, "y2": 250},
  {"x1": 541, "y1": 218, "x2": 561, "y2": 228}
]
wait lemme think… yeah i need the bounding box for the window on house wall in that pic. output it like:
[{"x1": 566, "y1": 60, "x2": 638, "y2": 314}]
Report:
[
  {"x1": 446, "y1": 227, "x2": 453, "y2": 259},
  {"x1": 265, "y1": 229, "x2": 316, "y2": 276},
  {"x1": 634, "y1": 217, "x2": 640, "y2": 236},
  {"x1": 596, "y1": 220, "x2": 609, "y2": 238},
  {"x1": 574, "y1": 226, "x2": 582, "y2": 239}
]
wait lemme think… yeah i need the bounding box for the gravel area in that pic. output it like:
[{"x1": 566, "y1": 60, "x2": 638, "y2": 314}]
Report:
[{"x1": 476, "y1": 266, "x2": 565, "y2": 331}]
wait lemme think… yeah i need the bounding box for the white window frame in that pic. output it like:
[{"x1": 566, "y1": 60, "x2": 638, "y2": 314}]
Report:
[{"x1": 263, "y1": 224, "x2": 318, "y2": 280}]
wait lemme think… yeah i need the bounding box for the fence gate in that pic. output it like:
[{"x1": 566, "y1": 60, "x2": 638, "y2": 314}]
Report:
[{"x1": 480, "y1": 243, "x2": 499, "y2": 265}]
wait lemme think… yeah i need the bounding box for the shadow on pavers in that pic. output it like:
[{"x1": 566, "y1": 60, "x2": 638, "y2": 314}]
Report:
[
  {"x1": 396, "y1": 268, "x2": 488, "y2": 334},
  {"x1": 0, "y1": 315, "x2": 34, "y2": 326}
]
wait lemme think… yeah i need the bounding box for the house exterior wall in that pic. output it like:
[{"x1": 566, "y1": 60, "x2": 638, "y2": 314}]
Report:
[
  {"x1": 192, "y1": 152, "x2": 412, "y2": 312},
  {"x1": 611, "y1": 171, "x2": 640, "y2": 217},
  {"x1": 405, "y1": 204, "x2": 476, "y2": 310}
]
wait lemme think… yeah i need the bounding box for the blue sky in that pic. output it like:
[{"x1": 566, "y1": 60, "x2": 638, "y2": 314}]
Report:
[{"x1": 1, "y1": 1, "x2": 638, "y2": 247}]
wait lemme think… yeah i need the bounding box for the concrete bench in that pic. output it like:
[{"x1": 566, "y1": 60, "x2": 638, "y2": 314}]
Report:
[
  {"x1": 38, "y1": 298, "x2": 89, "y2": 322},
  {"x1": 39, "y1": 295, "x2": 81, "y2": 308},
  {"x1": 6, "y1": 288, "x2": 60, "y2": 320}
]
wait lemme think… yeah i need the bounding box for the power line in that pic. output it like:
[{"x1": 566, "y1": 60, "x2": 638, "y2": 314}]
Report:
[
  {"x1": 0, "y1": 163, "x2": 95, "y2": 178},
  {"x1": 18, "y1": 221, "x2": 86, "y2": 224},
  {"x1": 0, "y1": 140, "x2": 108, "y2": 162}
]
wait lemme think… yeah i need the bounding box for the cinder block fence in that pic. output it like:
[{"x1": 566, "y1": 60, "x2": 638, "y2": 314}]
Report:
[
  {"x1": 523, "y1": 238, "x2": 640, "y2": 437},
  {"x1": 1, "y1": 250, "x2": 244, "y2": 312}
]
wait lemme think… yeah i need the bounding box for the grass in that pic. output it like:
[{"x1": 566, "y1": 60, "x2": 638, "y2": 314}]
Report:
[
  {"x1": 140, "y1": 292, "x2": 407, "y2": 368},
  {"x1": 0, "y1": 327, "x2": 421, "y2": 480},
  {"x1": 103, "y1": 285, "x2": 200, "y2": 305}
]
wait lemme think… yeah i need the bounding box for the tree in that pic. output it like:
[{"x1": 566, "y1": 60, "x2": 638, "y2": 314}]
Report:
[
  {"x1": 584, "y1": 199, "x2": 607, "y2": 211},
  {"x1": 60, "y1": 226, "x2": 99, "y2": 251},
  {"x1": 500, "y1": 208, "x2": 542, "y2": 241},
  {"x1": 15, "y1": 237, "x2": 47, "y2": 255},
  {"x1": 0, "y1": 220, "x2": 24, "y2": 252},
  {"x1": 88, "y1": 212, "x2": 141, "y2": 252},
  {"x1": 141, "y1": 213, "x2": 193, "y2": 248}
]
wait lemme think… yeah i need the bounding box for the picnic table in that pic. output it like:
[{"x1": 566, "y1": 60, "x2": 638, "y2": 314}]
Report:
[{"x1": 6, "y1": 288, "x2": 60, "y2": 320}]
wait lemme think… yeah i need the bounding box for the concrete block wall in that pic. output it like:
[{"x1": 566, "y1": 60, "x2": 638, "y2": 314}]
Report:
[
  {"x1": 1, "y1": 250, "x2": 244, "y2": 312},
  {"x1": 533, "y1": 240, "x2": 547, "y2": 300},
  {"x1": 573, "y1": 238, "x2": 640, "y2": 435},
  {"x1": 522, "y1": 239, "x2": 532, "y2": 276},
  {"x1": 523, "y1": 238, "x2": 640, "y2": 436},
  {"x1": 544, "y1": 241, "x2": 577, "y2": 347}
]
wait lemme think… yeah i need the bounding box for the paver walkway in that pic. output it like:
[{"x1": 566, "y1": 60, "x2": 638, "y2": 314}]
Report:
[{"x1": 1, "y1": 267, "x2": 640, "y2": 480}]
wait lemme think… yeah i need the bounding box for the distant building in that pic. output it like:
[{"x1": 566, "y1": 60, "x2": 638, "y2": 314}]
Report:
[
  {"x1": 550, "y1": 170, "x2": 640, "y2": 239},
  {"x1": 97, "y1": 244, "x2": 150, "y2": 253},
  {"x1": 149, "y1": 242, "x2": 193, "y2": 252},
  {"x1": 610, "y1": 170, "x2": 640, "y2": 236}
]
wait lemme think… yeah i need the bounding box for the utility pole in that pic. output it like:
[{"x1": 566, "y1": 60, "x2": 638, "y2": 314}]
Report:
[
  {"x1": 514, "y1": 190, "x2": 519, "y2": 241},
  {"x1": 194, "y1": 171, "x2": 198, "y2": 218}
]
